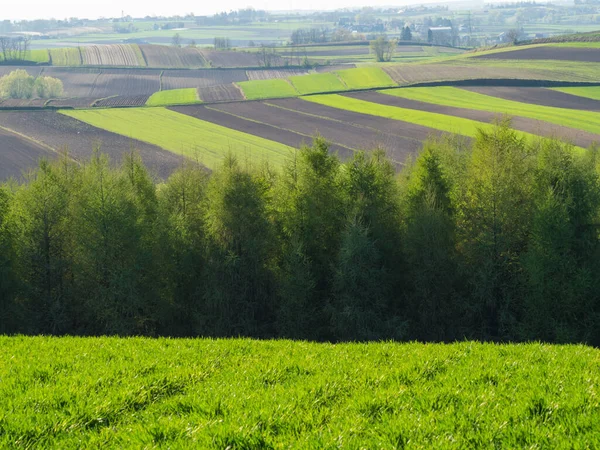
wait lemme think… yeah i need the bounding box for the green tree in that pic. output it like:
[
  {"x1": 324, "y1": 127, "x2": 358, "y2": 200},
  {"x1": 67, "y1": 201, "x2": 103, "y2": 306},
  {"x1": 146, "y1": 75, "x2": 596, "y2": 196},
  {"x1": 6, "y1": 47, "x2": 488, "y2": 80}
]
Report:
[
  {"x1": 0, "y1": 185, "x2": 17, "y2": 333},
  {"x1": 401, "y1": 26, "x2": 412, "y2": 41},
  {"x1": 202, "y1": 155, "x2": 276, "y2": 337},
  {"x1": 370, "y1": 35, "x2": 397, "y2": 62},
  {"x1": 172, "y1": 33, "x2": 182, "y2": 47}
]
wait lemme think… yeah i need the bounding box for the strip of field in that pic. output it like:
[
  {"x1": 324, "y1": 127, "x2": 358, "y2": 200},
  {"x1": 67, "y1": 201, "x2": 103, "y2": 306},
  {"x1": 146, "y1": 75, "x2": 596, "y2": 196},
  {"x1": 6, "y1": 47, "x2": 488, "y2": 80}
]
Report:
[
  {"x1": 170, "y1": 104, "x2": 353, "y2": 160},
  {"x1": 0, "y1": 111, "x2": 182, "y2": 179},
  {"x1": 237, "y1": 78, "x2": 298, "y2": 100},
  {"x1": 200, "y1": 50, "x2": 271, "y2": 68},
  {"x1": 552, "y1": 86, "x2": 600, "y2": 101},
  {"x1": 380, "y1": 87, "x2": 600, "y2": 136},
  {"x1": 139, "y1": 45, "x2": 207, "y2": 68},
  {"x1": 0, "y1": 127, "x2": 56, "y2": 181},
  {"x1": 189, "y1": 100, "x2": 432, "y2": 163},
  {"x1": 146, "y1": 89, "x2": 200, "y2": 107},
  {"x1": 82, "y1": 44, "x2": 146, "y2": 67},
  {"x1": 304, "y1": 93, "x2": 575, "y2": 147},
  {"x1": 60, "y1": 108, "x2": 294, "y2": 169},
  {"x1": 336, "y1": 67, "x2": 396, "y2": 89},
  {"x1": 246, "y1": 69, "x2": 309, "y2": 80},
  {"x1": 461, "y1": 86, "x2": 600, "y2": 111},
  {"x1": 49, "y1": 47, "x2": 82, "y2": 66},
  {"x1": 94, "y1": 95, "x2": 150, "y2": 108},
  {"x1": 198, "y1": 84, "x2": 245, "y2": 103},
  {"x1": 290, "y1": 72, "x2": 347, "y2": 94},
  {"x1": 160, "y1": 69, "x2": 248, "y2": 90},
  {"x1": 1, "y1": 337, "x2": 598, "y2": 448},
  {"x1": 346, "y1": 91, "x2": 600, "y2": 149},
  {"x1": 473, "y1": 46, "x2": 600, "y2": 62}
]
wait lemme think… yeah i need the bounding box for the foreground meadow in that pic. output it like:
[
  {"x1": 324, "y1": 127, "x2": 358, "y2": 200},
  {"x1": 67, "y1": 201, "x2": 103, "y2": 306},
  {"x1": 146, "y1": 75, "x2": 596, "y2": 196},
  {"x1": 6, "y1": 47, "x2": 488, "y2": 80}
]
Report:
[{"x1": 1, "y1": 337, "x2": 599, "y2": 448}]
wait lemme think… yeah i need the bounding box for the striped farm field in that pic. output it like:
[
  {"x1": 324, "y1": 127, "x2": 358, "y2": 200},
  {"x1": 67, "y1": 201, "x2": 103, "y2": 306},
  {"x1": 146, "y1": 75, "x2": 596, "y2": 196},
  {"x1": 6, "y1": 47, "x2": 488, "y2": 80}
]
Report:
[
  {"x1": 381, "y1": 86, "x2": 600, "y2": 135},
  {"x1": 237, "y1": 78, "x2": 298, "y2": 100},
  {"x1": 49, "y1": 47, "x2": 82, "y2": 66},
  {"x1": 60, "y1": 108, "x2": 294, "y2": 169},
  {"x1": 146, "y1": 88, "x2": 200, "y2": 107}
]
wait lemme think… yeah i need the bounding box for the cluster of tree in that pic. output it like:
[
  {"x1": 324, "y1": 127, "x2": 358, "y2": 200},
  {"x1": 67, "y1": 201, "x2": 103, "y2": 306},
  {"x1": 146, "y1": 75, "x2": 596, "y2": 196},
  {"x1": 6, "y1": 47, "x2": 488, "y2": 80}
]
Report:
[
  {"x1": 0, "y1": 70, "x2": 63, "y2": 99},
  {"x1": 2, "y1": 124, "x2": 600, "y2": 345},
  {"x1": 0, "y1": 37, "x2": 31, "y2": 63},
  {"x1": 290, "y1": 28, "x2": 329, "y2": 45},
  {"x1": 198, "y1": 9, "x2": 269, "y2": 26},
  {"x1": 370, "y1": 35, "x2": 397, "y2": 61},
  {"x1": 400, "y1": 26, "x2": 413, "y2": 41},
  {"x1": 213, "y1": 37, "x2": 232, "y2": 50},
  {"x1": 113, "y1": 23, "x2": 138, "y2": 34},
  {"x1": 255, "y1": 45, "x2": 281, "y2": 67}
]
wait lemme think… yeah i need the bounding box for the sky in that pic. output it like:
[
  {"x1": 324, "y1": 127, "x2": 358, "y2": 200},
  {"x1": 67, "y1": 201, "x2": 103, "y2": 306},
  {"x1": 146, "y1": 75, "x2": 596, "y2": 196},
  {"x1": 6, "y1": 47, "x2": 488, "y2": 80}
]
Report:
[{"x1": 3, "y1": 0, "x2": 450, "y2": 21}]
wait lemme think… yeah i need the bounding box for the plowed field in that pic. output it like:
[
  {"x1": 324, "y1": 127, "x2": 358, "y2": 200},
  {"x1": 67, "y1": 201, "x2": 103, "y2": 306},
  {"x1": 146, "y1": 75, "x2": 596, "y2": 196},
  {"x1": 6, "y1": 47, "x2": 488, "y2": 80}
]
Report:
[
  {"x1": 198, "y1": 84, "x2": 245, "y2": 103},
  {"x1": 474, "y1": 46, "x2": 600, "y2": 62},
  {"x1": 82, "y1": 44, "x2": 145, "y2": 67},
  {"x1": 0, "y1": 127, "x2": 56, "y2": 181},
  {"x1": 161, "y1": 69, "x2": 248, "y2": 90},
  {"x1": 139, "y1": 45, "x2": 207, "y2": 68}
]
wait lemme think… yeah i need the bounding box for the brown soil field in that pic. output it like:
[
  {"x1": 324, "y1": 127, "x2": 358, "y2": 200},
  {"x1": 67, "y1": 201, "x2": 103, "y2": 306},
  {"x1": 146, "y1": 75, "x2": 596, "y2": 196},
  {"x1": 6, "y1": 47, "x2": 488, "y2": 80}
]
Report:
[
  {"x1": 46, "y1": 98, "x2": 97, "y2": 108},
  {"x1": 169, "y1": 104, "x2": 353, "y2": 160},
  {"x1": 461, "y1": 86, "x2": 600, "y2": 111},
  {"x1": 198, "y1": 84, "x2": 245, "y2": 103},
  {"x1": 139, "y1": 45, "x2": 207, "y2": 68},
  {"x1": 0, "y1": 111, "x2": 183, "y2": 179},
  {"x1": 0, "y1": 127, "x2": 56, "y2": 181},
  {"x1": 279, "y1": 46, "x2": 424, "y2": 58},
  {"x1": 40, "y1": 68, "x2": 161, "y2": 98},
  {"x1": 161, "y1": 69, "x2": 248, "y2": 90},
  {"x1": 0, "y1": 98, "x2": 47, "y2": 108},
  {"x1": 200, "y1": 50, "x2": 278, "y2": 68},
  {"x1": 345, "y1": 91, "x2": 600, "y2": 148},
  {"x1": 474, "y1": 46, "x2": 600, "y2": 63},
  {"x1": 83, "y1": 44, "x2": 145, "y2": 67},
  {"x1": 382, "y1": 64, "x2": 565, "y2": 85},
  {"x1": 94, "y1": 95, "x2": 150, "y2": 107},
  {"x1": 246, "y1": 69, "x2": 309, "y2": 80},
  {"x1": 315, "y1": 64, "x2": 357, "y2": 73}
]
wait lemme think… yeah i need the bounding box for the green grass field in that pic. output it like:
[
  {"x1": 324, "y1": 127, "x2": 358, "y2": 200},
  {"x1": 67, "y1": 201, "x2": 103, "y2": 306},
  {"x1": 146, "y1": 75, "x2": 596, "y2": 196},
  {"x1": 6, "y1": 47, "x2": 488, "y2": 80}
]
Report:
[
  {"x1": 60, "y1": 108, "x2": 293, "y2": 169},
  {"x1": 303, "y1": 94, "x2": 542, "y2": 142},
  {"x1": 49, "y1": 47, "x2": 82, "y2": 66},
  {"x1": 335, "y1": 67, "x2": 396, "y2": 90},
  {"x1": 237, "y1": 78, "x2": 299, "y2": 100},
  {"x1": 1, "y1": 337, "x2": 599, "y2": 448},
  {"x1": 553, "y1": 86, "x2": 600, "y2": 101},
  {"x1": 146, "y1": 88, "x2": 200, "y2": 107},
  {"x1": 290, "y1": 72, "x2": 347, "y2": 95},
  {"x1": 381, "y1": 86, "x2": 600, "y2": 135}
]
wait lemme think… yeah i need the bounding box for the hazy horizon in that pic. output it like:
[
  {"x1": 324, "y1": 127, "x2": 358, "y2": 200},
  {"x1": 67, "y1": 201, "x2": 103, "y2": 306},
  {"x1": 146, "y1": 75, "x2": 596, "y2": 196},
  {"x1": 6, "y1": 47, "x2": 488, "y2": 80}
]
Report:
[{"x1": 3, "y1": 0, "x2": 464, "y2": 22}]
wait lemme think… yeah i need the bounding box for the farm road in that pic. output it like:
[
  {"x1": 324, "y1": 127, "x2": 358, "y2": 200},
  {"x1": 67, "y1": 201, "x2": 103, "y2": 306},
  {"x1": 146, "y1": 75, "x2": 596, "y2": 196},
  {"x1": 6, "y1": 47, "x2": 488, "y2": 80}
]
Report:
[{"x1": 345, "y1": 91, "x2": 600, "y2": 148}]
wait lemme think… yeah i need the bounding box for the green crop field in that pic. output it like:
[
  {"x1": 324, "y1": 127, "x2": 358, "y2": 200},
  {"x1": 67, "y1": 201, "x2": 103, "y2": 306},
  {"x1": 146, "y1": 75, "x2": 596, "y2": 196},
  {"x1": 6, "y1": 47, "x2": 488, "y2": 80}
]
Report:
[
  {"x1": 61, "y1": 108, "x2": 293, "y2": 169},
  {"x1": 27, "y1": 49, "x2": 50, "y2": 64},
  {"x1": 335, "y1": 67, "x2": 396, "y2": 90},
  {"x1": 49, "y1": 47, "x2": 82, "y2": 66},
  {"x1": 146, "y1": 88, "x2": 200, "y2": 107},
  {"x1": 237, "y1": 78, "x2": 299, "y2": 100},
  {"x1": 303, "y1": 94, "x2": 542, "y2": 142},
  {"x1": 1, "y1": 337, "x2": 599, "y2": 448},
  {"x1": 290, "y1": 72, "x2": 347, "y2": 95},
  {"x1": 553, "y1": 86, "x2": 600, "y2": 101},
  {"x1": 382, "y1": 86, "x2": 600, "y2": 135}
]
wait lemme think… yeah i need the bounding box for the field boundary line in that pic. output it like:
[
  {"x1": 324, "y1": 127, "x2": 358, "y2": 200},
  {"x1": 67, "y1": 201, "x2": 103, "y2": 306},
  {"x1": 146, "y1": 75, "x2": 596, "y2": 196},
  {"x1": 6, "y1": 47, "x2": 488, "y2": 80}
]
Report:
[
  {"x1": 232, "y1": 83, "x2": 247, "y2": 100},
  {"x1": 0, "y1": 124, "x2": 72, "y2": 158}
]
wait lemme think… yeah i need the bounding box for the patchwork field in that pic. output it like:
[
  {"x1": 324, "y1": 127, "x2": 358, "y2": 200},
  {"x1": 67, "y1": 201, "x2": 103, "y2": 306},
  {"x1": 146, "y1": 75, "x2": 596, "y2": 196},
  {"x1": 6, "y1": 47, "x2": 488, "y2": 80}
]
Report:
[
  {"x1": 61, "y1": 108, "x2": 294, "y2": 169},
  {"x1": 146, "y1": 89, "x2": 200, "y2": 107},
  {"x1": 0, "y1": 111, "x2": 183, "y2": 179},
  {"x1": 1, "y1": 337, "x2": 599, "y2": 448}
]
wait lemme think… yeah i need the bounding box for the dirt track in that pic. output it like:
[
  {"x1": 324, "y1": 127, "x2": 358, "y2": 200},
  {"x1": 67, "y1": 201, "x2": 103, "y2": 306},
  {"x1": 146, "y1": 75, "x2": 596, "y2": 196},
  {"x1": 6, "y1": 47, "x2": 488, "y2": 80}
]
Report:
[
  {"x1": 345, "y1": 91, "x2": 600, "y2": 148},
  {"x1": 460, "y1": 86, "x2": 600, "y2": 111},
  {"x1": 474, "y1": 46, "x2": 600, "y2": 63},
  {"x1": 0, "y1": 112, "x2": 184, "y2": 179},
  {"x1": 0, "y1": 128, "x2": 56, "y2": 181}
]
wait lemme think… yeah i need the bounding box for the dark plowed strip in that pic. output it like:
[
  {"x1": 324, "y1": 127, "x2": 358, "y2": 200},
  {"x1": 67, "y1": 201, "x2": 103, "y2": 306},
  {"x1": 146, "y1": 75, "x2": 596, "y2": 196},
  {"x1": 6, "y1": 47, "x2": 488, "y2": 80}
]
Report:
[
  {"x1": 47, "y1": 98, "x2": 97, "y2": 108},
  {"x1": 460, "y1": 86, "x2": 600, "y2": 112},
  {"x1": 170, "y1": 104, "x2": 353, "y2": 160},
  {"x1": 0, "y1": 128, "x2": 56, "y2": 181},
  {"x1": 210, "y1": 99, "x2": 448, "y2": 164},
  {"x1": 0, "y1": 112, "x2": 184, "y2": 179},
  {"x1": 474, "y1": 46, "x2": 600, "y2": 63},
  {"x1": 344, "y1": 91, "x2": 600, "y2": 148},
  {"x1": 94, "y1": 95, "x2": 150, "y2": 107},
  {"x1": 198, "y1": 84, "x2": 245, "y2": 103}
]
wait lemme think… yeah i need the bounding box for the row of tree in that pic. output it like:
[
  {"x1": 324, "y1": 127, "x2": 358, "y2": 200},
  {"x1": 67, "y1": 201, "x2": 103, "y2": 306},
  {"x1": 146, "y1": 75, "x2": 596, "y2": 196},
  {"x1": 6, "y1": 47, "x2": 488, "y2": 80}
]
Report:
[
  {"x1": 0, "y1": 69, "x2": 63, "y2": 99},
  {"x1": 1, "y1": 123, "x2": 600, "y2": 344}
]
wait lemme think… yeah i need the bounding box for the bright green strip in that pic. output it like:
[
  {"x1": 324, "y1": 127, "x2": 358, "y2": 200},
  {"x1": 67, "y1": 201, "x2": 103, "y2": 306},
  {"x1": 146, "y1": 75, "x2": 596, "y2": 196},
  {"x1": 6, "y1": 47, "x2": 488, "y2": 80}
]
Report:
[
  {"x1": 1, "y1": 337, "x2": 599, "y2": 448},
  {"x1": 381, "y1": 86, "x2": 600, "y2": 135},
  {"x1": 552, "y1": 86, "x2": 600, "y2": 101},
  {"x1": 335, "y1": 67, "x2": 396, "y2": 89},
  {"x1": 290, "y1": 72, "x2": 347, "y2": 95},
  {"x1": 146, "y1": 88, "x2": 200, "y2": 106},
  {"x1": 60, "y1": 108, "x2": 293, "y2": 169},
  {"x1": 237, "y1": 78, "x2": 298, "y2": 100},
  {"x1": 552, "y1": 42, "x2": 600, "y2": 49},
  {"x1": 303, "y1": 94, "x2": 532, "y2": 139},
  {"x1": 49, "y1": 47, "x2": 82, "y2": 66}
]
